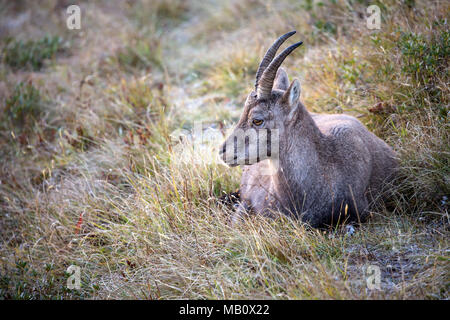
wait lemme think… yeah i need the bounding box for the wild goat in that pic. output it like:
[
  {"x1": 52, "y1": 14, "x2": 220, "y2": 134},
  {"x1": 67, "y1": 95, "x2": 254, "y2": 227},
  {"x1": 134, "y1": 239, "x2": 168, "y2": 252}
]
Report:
[{"x1": 219, "y1": 31, "x2": 398, "y2": 228}]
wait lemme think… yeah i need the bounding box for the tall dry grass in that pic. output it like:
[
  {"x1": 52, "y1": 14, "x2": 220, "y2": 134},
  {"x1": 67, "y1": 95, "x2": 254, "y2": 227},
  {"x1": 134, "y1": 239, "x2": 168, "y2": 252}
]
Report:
[{"x1": 0, "y1": 0, "x2": 448, "y2": 299}]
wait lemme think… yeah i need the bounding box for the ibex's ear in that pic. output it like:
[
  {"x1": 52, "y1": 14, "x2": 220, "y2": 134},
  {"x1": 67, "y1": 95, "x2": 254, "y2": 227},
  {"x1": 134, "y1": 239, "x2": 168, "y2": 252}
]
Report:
[
  {"x1": 284, "y1": 79, "x2": 301, "y2": 121},
  {"x1": 274, "y1": 68, "x2": 289, "y2": 91}
]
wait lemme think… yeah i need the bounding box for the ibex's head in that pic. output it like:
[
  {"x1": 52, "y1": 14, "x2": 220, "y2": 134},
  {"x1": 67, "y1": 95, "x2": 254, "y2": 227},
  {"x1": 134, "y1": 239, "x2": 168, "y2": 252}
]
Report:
[{"x1": 219, "y1": 31, "x2": 303, "y2": 167}]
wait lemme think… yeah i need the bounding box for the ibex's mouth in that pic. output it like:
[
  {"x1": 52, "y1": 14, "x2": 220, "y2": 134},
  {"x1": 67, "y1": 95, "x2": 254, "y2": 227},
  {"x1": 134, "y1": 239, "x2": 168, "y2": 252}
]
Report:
[{"x1": 227, "y1": 162, "x2": 239, "y2": 167}]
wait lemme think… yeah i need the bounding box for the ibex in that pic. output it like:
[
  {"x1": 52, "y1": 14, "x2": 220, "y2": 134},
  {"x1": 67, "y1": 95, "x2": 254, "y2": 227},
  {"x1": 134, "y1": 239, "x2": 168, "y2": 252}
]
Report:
[{"x1": 219, "y1": 31, "x2": 397, "y2": 228}]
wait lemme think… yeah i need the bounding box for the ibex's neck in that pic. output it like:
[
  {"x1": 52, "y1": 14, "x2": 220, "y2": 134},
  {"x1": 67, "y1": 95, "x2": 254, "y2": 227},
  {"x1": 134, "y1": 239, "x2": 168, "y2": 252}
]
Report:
[
  {"x1": 282, "y1": 104, "x2": 324, "y2": 163},
  {"x1": 269, "y1": 107, "x2": 325, "y2": 213}
]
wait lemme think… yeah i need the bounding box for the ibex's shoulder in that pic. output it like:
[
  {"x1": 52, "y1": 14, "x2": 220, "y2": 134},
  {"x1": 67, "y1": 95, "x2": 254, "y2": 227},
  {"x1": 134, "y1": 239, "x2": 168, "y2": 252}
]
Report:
[{"x1": 312, "y1": 113, "x2": 366, "y2": 138}]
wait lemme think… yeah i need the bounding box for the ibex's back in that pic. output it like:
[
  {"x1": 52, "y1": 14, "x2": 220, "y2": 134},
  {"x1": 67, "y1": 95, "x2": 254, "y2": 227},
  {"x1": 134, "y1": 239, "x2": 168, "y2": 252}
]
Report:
[
  {"x1": 219, "y1": 31, "x2": 397, "y2": 228},
  {"x1": 313, "y1": 113, "x2": 397, "y2": 197}
]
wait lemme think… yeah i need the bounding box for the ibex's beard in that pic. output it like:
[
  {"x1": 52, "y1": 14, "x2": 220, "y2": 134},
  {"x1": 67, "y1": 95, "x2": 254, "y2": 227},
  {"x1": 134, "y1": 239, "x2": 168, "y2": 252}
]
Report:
[{"x1": 219, "y1": 128, "x2": 279, "y2": 167}]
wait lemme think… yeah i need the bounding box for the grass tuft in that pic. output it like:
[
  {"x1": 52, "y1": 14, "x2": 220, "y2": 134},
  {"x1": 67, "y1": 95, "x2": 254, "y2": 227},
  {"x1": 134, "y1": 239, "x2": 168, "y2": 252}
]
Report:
[
  {"x1": 2, "y1": 35, "x2": 67, "y2": 70},
  {"x1": 2, "y1": 81, "x2": 44, "y2": 131}
]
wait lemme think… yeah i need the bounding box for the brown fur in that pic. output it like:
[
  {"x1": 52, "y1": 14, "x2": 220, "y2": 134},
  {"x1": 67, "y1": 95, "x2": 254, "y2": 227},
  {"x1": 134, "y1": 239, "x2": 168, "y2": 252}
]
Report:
[{"x1": 220, "y1": 68, "x2": 398, "y2": 227}]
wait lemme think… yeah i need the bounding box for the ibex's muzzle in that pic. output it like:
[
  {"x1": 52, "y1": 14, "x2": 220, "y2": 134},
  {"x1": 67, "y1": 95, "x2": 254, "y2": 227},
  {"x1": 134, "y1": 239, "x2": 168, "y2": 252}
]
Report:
[
  {"x1": 219, "y1": 137, "x2": 239, "y2": 167},
  {"x1": 219, "y1": 128, "x2": 278, "y2": 167}
]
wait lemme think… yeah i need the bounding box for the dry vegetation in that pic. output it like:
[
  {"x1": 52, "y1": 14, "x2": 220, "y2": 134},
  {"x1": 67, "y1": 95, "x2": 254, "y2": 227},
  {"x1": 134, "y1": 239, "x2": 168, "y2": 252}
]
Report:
[{"x1": 0, "y1": 0, "x2": 448, "y2": 299}]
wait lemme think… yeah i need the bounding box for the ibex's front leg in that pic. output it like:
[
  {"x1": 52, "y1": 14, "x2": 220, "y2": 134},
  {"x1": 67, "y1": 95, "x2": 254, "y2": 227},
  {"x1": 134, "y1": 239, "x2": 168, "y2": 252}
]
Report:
[{"x1": 231, "y1": 200, "x2": 251, "y2": 225}]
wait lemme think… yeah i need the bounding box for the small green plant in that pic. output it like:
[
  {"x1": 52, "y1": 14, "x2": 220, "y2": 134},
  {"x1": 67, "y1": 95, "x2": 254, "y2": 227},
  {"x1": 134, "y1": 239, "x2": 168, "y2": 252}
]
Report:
[
  {"x1": 314, "y1": 19, "x2": 337, "y2": 35},
  {"x1": 398, "y1": 26, "x2": 449, "y2": 105},
  {"x1": 2, "y1": 35, "x2": 66, "y2": 70},
  {"x1": 339, "y1": 58, "x2": 366, "y2": 85},
  {"x1": 399, "y1": 28, "x2": 449, "y2": 82},
  {"x1": 107, "y1": 39, "x2": 162, "y2": 73},
  {"x1": 3, "y1": 81, "x2": 44, "y2": 130}
]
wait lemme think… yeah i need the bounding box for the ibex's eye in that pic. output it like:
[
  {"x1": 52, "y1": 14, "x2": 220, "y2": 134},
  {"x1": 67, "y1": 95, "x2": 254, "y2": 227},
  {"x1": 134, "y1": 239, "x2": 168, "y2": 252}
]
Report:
[{"x1": 252, "y1": 119, "x2": 264, "y2": 127}]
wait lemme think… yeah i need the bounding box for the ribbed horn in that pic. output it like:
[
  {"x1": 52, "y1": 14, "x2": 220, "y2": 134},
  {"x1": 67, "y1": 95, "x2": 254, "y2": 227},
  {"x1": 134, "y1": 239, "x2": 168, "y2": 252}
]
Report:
[
  {"x1": 255, "y1": 31, "x2": 296, "y2": 90},
  {"x1": 257, "y1": 41, "x2": 303, "y2": 100}
]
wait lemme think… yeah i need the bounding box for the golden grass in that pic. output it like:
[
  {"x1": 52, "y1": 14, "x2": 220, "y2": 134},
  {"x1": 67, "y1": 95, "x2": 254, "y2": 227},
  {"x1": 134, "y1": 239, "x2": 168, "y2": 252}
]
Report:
[{"x1": 0, "y1": 0, "x2": 448, "y2": 299}]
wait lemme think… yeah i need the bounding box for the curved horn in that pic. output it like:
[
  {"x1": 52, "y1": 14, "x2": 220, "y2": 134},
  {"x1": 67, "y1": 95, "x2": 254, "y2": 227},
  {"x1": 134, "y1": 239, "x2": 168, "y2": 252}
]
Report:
[
  {"x1": 257, "y1": 41, "x2": 303, "y2": 100},
  {"x1": 255, "y1": 31, "x2": 296, "y2": 90}
]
